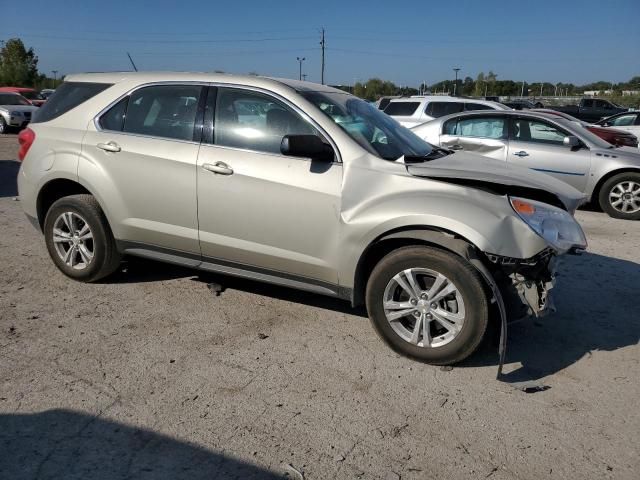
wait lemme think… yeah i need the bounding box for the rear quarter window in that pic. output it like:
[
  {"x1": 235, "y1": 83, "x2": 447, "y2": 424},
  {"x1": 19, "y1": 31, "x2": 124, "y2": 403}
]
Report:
[
  {"x1": 31, "y1": 82, "x2": 112, "y2": 123},
  {"x1": 384, "y1": 101, "x2": 420, "y2": 116}
]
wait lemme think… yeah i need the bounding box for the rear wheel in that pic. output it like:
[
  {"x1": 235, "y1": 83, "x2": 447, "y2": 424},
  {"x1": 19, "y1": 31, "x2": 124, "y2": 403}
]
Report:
[
  {"x1": 365, "y1": 246, "x2": 489, "y2": 365},
  {"x1": 0, "y1": 117, "x2": 7, "y2": 134},
  {"x1": 43, "y1": 194, "x2": 122, "y2": 282},
  {"x1": 598, "y1": 172, "x2": 640, "y2": 220}
]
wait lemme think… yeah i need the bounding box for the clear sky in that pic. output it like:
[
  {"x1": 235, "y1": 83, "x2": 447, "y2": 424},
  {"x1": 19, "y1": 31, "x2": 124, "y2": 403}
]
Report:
[{"x1": 2, "y1": 0, "x2": 639, "y2": 87}]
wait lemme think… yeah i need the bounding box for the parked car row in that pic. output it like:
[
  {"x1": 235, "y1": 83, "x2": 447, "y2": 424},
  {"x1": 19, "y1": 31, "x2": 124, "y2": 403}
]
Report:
[
  {"x1": 0, "y1": 87, "x2": 49, "y2": 107},
  {"x1": 411, "y1": 110, "x2": 640, "y2": 219},
  {"x1": 381, "y1": 95, "x2": 510, "y2": 127},
  {"x1": 0, "y1": 92, "x2": 39, "y2": 134}
]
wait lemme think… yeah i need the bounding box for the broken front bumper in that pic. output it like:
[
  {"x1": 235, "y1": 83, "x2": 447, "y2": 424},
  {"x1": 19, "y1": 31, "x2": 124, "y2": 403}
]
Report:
[{"x1": 486, "y1": 248, "x2": 558, "y2": 322}]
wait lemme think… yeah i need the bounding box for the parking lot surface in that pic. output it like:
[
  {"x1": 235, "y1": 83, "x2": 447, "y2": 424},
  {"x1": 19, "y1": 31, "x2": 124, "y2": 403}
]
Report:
[{"x1": 1, "y1": 134, "x2": 638, "y2": 479}]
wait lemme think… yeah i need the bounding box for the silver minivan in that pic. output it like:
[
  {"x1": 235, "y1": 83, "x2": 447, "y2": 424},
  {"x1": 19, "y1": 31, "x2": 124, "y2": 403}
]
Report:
[{"x1": 17, "y1": 73, "x2": 587, "y2": 365}]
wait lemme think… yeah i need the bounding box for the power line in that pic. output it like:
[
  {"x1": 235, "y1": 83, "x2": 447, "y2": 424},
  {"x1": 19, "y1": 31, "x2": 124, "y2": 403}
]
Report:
[{"x1": 5, "y1": 33, "x2": 317, "y2": 44}]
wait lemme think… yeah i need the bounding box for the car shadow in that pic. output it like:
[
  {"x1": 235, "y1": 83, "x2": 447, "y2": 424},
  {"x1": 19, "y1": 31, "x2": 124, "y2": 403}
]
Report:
[
  {"x1": 0, "y1": 160, "x2": 20, "y2": 198},
  {"x1": 111, "y1": 256, "x2": 366, "y2": 317},
  {"x1": 0, "y1": 409, "x2": 283, "y2": 479},
  {"x1": 460, "y1": 252, "x2": 640, "y2": 383},
  {"x1": 107, "y1": 251, "x2": 638, "y2": 383}
]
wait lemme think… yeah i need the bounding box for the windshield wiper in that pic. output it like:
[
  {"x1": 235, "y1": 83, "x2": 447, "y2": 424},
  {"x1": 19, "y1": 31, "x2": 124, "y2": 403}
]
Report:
[{"x1": 404, "y1": 147, "x2": 454, "y2": 163}]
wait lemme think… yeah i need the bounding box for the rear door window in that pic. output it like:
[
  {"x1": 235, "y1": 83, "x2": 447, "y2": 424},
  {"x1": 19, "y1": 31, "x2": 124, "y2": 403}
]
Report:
[
  {"x1": 425, "y1": 102, "x2": 464, "y2": 118},
  {"x1": 122, "y1": 85, "x2": 203, "y2": 141},
  {"x1": 384, "y1": 101, "x2": 420, "y2": 116},
  {"x1": 31, "y1": 82, "x2": 111, "y2": 123}
]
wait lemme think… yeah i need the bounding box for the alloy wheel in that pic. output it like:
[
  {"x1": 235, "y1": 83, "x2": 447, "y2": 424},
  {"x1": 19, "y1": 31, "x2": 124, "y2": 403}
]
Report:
[
  {"x1": 52, "y1": 212, "x2": 95, "y2": 270},
  {"x1": 609, "y1": 180, "x2": 640, "y2": 214},
  {"x1": 382, "y1": 268, "x2": 465, "y2": 348}
]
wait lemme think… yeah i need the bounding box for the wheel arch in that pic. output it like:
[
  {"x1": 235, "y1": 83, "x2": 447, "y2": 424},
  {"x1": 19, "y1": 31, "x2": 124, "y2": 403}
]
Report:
[{"x1": 351, "y1": 226, "x2": 485, "y2": 307}]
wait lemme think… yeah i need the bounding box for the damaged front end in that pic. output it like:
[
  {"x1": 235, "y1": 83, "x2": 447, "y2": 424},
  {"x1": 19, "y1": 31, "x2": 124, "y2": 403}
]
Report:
[{"x1": 486, "y1": 248, "x2": 558, "y2": 321}]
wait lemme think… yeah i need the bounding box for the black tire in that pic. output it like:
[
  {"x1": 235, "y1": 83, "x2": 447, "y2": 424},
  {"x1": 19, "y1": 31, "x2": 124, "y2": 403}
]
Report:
[
  {"x1": 598, "y1": 172, "x2": 640, "y2": 220},
  {"x1": 365, "y1": 246, "x2": 489, "y2": 365},
  {"x1": 43, "y1": 194, "x2": 122, "y2": 282},
  {"x1": 0, "y1": 117, "x2": 7, "y2": 134}
]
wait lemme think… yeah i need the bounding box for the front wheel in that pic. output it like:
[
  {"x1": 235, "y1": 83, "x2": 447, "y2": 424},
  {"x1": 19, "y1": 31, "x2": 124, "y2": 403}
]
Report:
[
  {"x1": 365, "y1": 246, "x2": 489, "y2": 365},
  {"x1": 598, "y1": 172, "x2": 640, "y2": 220},
  {"x1": 0, "y1": 117, "x2": 7, "y2": 134}
]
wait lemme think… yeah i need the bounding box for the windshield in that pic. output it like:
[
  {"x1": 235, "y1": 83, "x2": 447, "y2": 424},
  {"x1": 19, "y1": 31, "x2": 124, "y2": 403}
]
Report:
[
  {"x1": 0, "y1": 94, "x2": 31, "y2": 106},
  {"x1": 301, "y1": 91, "x2": 433, "y2": 161}
]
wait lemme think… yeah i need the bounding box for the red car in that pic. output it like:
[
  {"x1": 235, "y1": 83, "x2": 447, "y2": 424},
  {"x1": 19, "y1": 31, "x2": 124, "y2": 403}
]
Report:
[
  {"x1": 0, "y1": 87, "x2": 46, "y2": 107},
  {"x1": 531, "y1": 108, "x2": 638, "y2": 148}
]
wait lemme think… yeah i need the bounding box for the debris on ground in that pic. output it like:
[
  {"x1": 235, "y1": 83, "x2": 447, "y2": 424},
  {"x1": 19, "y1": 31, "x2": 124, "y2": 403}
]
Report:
[
  {"x1": 283, "y1": 463, "x2": 304, "y2": 479},
  {"x1": 207, "y1": 282, "x2": 225, "y2": 296}
]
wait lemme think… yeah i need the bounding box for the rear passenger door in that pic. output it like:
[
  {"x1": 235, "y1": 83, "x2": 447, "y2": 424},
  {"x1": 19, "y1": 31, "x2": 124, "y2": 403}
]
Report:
[
  {"x1": 439, "y1": 115, "x2": 508, "y2": 161},
  {"x1": 81, "y1": 83, "x2": 205, "y2": 254},
  {"x1": 507, "y1": 117, "x2": 590, "y2": 191}
]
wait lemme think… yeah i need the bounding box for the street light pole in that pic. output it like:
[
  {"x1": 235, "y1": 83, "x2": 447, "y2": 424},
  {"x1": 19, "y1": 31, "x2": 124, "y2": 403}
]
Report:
[
  {"x1": 52, "y1": 70, "x2": 58, "y2": 88},
  {"x1": 453, "y1": 68, "x2": 460, "y2": 96},
  {"x1": 296, "y1": 57, "x2": 305, "y2": 81}
]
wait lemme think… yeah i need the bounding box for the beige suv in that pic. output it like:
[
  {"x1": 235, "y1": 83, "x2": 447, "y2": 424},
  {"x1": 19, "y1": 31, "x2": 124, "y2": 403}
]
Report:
[{"x1": 17, "y1": 73, "x2": 587, "y2": 365}]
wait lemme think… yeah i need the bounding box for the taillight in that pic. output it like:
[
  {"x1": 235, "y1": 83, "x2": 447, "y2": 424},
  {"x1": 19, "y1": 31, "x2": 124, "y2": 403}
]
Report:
[{"x1": 17, "y1": 128, "x2": 35, "y2": 162}]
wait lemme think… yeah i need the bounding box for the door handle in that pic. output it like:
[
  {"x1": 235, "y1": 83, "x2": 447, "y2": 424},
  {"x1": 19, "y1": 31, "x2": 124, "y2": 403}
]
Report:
[
  {"x1": 202, "y1": 162, "x2": 233, "y2": 175},
  {"x1": 450, "y1": 144, "x2": 463, "y2": 150},
  {"x1": 97, "y1": 141, "x2": 121, "y2": 153},
  {"x1": 512, "y1": 151, "x2": 529, "y2": 157}
]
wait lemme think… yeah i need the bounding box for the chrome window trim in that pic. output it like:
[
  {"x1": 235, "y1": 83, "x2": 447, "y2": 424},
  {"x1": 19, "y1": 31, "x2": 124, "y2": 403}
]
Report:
[{"x1": 92, "y1": 81, "x2": 342, "y2": 163}]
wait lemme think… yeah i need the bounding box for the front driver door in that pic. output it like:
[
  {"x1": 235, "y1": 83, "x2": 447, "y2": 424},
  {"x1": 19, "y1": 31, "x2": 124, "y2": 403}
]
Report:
[
  {"x1": 507, "y1": 117, "x2": 590, "y2": 191},
  {"x1": 196, "y1": 86, "x2": 342, "y2": 285},
  {"x1": 439, "y1": 115, "x2": 508, "y2": 161}
]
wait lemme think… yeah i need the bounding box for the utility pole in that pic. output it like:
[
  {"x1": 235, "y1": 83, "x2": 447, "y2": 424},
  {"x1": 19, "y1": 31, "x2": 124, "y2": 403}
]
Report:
[
  {"x1": 555, "y1": 84, "x2": 558, "y2": 96},
  {"x1": 296, "y1": 57, "x2": 305, "y2": 81},
  {"x1": 539, "y1": 82, "x2": 544, "y2": 97},
  {"x1": 453, "y1": 68, "x2": 460, "y2": 96},
  {"x1": 320, "y1": 28, "x2": 326, "y2": 85},
  {"x1": 51, "y1": 70, "x2": 58, "y2": 88},
  {"x1": 521, "y1": 81, "x2": 525, "y2": 97}
]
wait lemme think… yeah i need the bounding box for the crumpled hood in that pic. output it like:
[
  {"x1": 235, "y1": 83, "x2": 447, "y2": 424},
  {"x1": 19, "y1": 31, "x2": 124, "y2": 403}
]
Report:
[{"x1": 406, "y1": 152, "x2": 587, "y2": 213}]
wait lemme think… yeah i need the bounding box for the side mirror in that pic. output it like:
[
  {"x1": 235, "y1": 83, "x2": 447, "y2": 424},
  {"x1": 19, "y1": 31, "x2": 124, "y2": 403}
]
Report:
[
  {"x1": 563, "y1": 135, "x2": 580, "y2": 148},
  {"x1": 280, "y1": 135, "x2": 334, "y2": 162}
]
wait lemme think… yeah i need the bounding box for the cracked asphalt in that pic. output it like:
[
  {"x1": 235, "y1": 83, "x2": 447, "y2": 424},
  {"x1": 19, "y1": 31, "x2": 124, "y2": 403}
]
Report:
[{"x1": 1, "y1": 134, "x2": 639, "y2": 479}]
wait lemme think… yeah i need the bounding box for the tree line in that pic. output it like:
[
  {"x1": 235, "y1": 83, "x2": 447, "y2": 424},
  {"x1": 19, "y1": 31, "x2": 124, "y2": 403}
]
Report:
[
  {"x1": 347, "y1": 72, "x2": 640, "y2": 101},
  {"x1": 0, "y1": 39, "x2": 61, "y2": 90}
]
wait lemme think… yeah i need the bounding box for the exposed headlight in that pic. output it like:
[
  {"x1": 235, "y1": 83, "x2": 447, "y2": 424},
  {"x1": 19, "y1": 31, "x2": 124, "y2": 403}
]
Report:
[
  {"x1": 510, "y1": 197, "x2": 587, "y2": 253},
  {"x1": 10, "y1": 111, "x2": 23, "y2": 117}
]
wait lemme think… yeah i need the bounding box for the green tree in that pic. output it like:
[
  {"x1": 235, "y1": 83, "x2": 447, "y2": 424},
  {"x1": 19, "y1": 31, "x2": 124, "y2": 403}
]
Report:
[
  {"x1": 0, "y1": 38, "x2": 39, "y2": 86},
  {"x1": 462, "y1": 76, "x2": 475, "y2": 95},
  {"x1": 474, "y1": 72, "x2": 485, "y2": 96}
]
